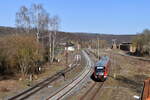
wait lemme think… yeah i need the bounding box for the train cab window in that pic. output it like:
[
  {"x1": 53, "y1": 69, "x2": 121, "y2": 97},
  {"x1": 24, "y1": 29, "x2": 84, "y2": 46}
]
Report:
[{"x1": 96, "y1": 66, "x2": 104, "y2": 72}]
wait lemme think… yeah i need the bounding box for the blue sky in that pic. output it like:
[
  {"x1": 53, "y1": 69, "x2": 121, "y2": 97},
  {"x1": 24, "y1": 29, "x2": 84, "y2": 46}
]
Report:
[{"x1": 0, "y1": 0, "x2": 150, "y2": 34}]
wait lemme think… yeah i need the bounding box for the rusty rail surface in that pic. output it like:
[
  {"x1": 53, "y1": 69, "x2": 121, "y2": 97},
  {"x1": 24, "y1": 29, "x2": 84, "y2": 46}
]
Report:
[
  {"x1": 88, "y1": 48, "x2": 150, "y2": 62},
  {"x1": 142, "y1": 78, "x2": 150, "y2": 100},
  {"x1": 8, "y1": 53, "x2": 82, "y2": 100},
  {"x1": 80, "y1": 82, "x2": 104, "y2": 100},
  {"x1": 118, "y1": 53, "x2": 150, "y2": 62}
]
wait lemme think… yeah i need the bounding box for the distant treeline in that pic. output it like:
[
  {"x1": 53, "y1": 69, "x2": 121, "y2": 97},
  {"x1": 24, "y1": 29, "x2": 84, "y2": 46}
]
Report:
[{"x1": 0, "y1": 26, "x2": 134, "y2": 46}]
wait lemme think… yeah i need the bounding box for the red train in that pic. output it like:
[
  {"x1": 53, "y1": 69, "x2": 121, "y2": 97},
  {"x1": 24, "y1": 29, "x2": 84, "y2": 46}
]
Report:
[{"x1": 93, "y1": 56, "x2": 110, "y2": 81}]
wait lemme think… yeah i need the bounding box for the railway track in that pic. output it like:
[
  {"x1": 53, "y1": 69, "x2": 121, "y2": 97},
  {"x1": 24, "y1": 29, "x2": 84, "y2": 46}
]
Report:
[
  {"x1": 88, "y1": 48, "x2": 150, "y2": 62},
  {"x1": 8, "y1": 52, "x2": 82, "y2": 100},
  {"x1": 79, "y1": 49, "x2": 105, "y2": 100},
  {"x1": 116, "y1": 52, "x2": 150, "y2": 62},
  {"x1": 8, "y1": 50, "x2": 93, "y2": 100},
  {"x1": 80, "y1": 82, "x2": 104, "y2": 100},
  {"x1": 46, "y1": 50, "x2": 93, "y2": 100}
]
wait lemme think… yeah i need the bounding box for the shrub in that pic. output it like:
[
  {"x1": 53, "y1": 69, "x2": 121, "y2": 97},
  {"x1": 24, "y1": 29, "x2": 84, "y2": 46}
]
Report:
[
  {"x1": 132, "y1": 29, "x2": 150, "y2": 56},
  {"x1": 0, "y1": 34, "x2": 44, "y2": 77}
]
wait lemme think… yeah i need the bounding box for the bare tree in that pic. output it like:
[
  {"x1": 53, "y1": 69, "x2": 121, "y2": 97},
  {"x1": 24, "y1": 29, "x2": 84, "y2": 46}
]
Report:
[
  {"x1": 15, "y1": 6, "x2": 31, "y2": 33},
  {"x1": 51, "y1": 16, "x2": 60, "y2": 62},
  {"x1": 48, "y1": 15, "x2": 60, "y2": 62},
  {"x1": 132, "y1": 29, "x2": 150, "y2": 56},
  {"x1": 30, "y1": 4, "x2": 49, "y2": 42},
  {"x1": 48, "y1": 18, "x2": 52, "y2": 62},
  {"x1": 15, "y1": 4, "x2": 61, "y2": 63}
]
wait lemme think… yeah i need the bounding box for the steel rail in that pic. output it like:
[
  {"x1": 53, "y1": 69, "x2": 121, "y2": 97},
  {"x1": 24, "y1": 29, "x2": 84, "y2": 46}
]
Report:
[
  {"x1": 79, "y1": 82, "x2": 104, "y2": 100},
  {"x1": 46, "y1": 50, "x2": 93, "y2": 100},
  {"x1": 8, "y1": 54, "x2": 81, "y2": 100},
  {"x1": 91, "y1": 83, "x2": 104, "y2": 100},
  {"x1": 47, "y1": 67, "x2": 92, "y2": 100},
  {"x1": 79, "y1": 82, "x2": 97, "y2": 100}
]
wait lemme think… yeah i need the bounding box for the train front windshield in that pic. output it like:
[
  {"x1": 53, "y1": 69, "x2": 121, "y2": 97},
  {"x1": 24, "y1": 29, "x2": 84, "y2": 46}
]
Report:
[{"x1": 95, "y1": 67, "x2": 104, "y2": 73}]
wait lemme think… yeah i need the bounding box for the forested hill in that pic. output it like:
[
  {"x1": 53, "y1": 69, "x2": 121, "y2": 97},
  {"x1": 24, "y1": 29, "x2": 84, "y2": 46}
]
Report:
[{"x1": 0, "y1": 26, "x2": 135, "y2": 44}]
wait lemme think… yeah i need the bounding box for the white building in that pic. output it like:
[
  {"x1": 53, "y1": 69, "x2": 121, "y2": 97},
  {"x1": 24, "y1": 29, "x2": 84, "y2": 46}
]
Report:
[{"x1": 65, "y1": 46, "x2": 75, "y2": 51}]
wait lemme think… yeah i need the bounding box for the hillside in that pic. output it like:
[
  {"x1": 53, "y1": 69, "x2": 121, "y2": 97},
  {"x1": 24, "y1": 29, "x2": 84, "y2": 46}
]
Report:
[{"x1": 0, "y1": 26, "x2": 135, "y2": 45}]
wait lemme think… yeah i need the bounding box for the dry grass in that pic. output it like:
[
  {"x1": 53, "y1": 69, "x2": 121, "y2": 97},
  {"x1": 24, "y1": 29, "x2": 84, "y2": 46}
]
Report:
[
  {"x1": 66, "y1": 49, "x2": 150, "y2": 100},
  {"x1": 0, "y1": 49, "x2": 80, "y2": 99}
]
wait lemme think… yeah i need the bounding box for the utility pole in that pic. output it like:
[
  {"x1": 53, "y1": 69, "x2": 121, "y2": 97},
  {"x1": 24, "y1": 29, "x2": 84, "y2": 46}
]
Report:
[
  {"x1": 112, "y1": 39, "x2": 117, "y2": 49},
  {"x1": 98, "y1": 37, "x2": 100, "y2": 58}
]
